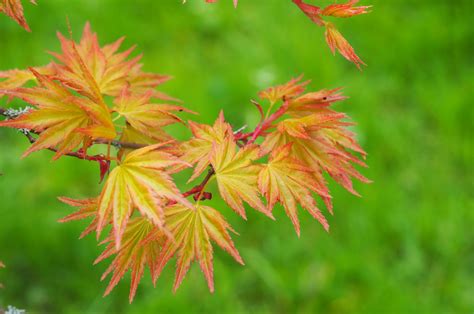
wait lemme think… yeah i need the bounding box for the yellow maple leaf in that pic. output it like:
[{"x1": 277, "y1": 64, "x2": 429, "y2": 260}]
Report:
[
  {"x1": 258, "y1": 144, "x2": 329, "y2": 236},
  {"x1": 95, "y1": 217, "x2": 162, "y2": 303},
  {"x1": 52, "y1": 22, "x2": 172, "y2": 100},
  {"x1": 155, "y1": 204, "x2": 243, "y2": 292},
  {"x1": 180, "y1": 112, "x2": 233, "y2": 182},
  {"x1": 97, "y1": 143, "x2": 193, "y2": 248},
  {"x1": 211, "y1": 136, "x2": 271, "y2": 219}
]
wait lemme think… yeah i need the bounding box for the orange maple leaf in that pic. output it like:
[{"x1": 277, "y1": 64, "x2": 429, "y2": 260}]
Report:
[
  {"x1": 321, "y1": 0, "x2": 371, "y2": 18},
  {"x1": 96, "y1": 143, "x2": 193, "y2": 249},
  {"x1": 0, "y1": 0, "x2": 37, "y2": 31},
  {"x1": 258, "y1": 144, "x2": 329, "y2": 236},
  {"x1": 95, "y1": 217, "x2": 162, "y2": 303},
  {"x1": 180, "y1": 111, "x2": 233, "y2": 182},
  {"x1": 155, "y1": 204, "x2": 243, "y2": 292},
  {"x1": 325, "y1": 22, "x2": 366, "y2": 69},
  {"x1": 262, "y1": 110, "x2": 369, "y2": 211},
  {"x1": 51, "y1": 23, "x2": 172, "y2": 100},
  {"x1": 292, "y1": 0, "x2": 370, "y2": 68},
  {"x1": 211, "y1": 136, "x2": 272, "y2": 219},
  {"x1": 259, "y1": 75, "x2": 310, "y2": 104}
]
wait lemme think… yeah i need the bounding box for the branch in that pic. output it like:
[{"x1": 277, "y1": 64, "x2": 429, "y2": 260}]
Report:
[
  {"x1": 0, "y1": 107, "x2": 146, "y2": 152},
  {"x1": 93, "y1": 138, "x2": 146, "y2": 150}
]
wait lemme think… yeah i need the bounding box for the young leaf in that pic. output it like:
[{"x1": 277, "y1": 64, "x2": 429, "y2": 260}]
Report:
[
  {"x1": 210, "y1": 136, "x2": 271, "y2": 219},
  {"x1": 0, "y1": 0, "x2": 36, "y2": 31},
  {"x1": 258, "y1": 75, "x2": 309, "y2": 104},
  {"x1": 287, "y1": 87, "x2": 347, "y2": 117},
  {"x1": 325, "y1": 22, "x2": 366, "y2": 69},
  {"x1": 180, "y1": 112, "x2": 233, "y2": 182},
  {"x1": 258, "y1": 144, "x2": 329, "y2": 236},
  {"x1": 95, "y1": 217, "x2": 162, "y2": 303},
  {"x1": 292, "y1": 0, "x2": 370, "y2": 68},
  {"x1": 321, "y1": 0, "x2": 371, "y2": 18},
  {"x1": 155, "y1": 204, "x2": 243, "y2": 292},
  {"x1": 97, "y1": 143, "x2": 193, "y2": 249}
]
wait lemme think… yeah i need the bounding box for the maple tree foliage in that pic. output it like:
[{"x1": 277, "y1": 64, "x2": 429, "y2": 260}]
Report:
[{"x1": 0, "y1": 16, "x2": 370, "y2": 301}]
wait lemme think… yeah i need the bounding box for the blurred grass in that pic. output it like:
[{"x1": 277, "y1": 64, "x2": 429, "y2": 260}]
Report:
[{"x1": 0, "y1": 0, "x2": 473, "y2": 313}]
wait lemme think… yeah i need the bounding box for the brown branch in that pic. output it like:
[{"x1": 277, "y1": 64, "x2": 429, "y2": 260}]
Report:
[
  {"x1": 0, "y1": 108, "x2": 147, "y2": 151},
  {"x1": 93, "y1": 138, "x2": 147, "y2": 150}
]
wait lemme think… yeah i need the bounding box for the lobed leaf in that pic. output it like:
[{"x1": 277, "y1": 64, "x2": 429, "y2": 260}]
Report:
[
  {"x1": 258, "y1": 144, "x2": 329, "y2": 236},
  {"x1": 180, "y1": 111, "x2": 233, "y2": 182},
  {"x1": 155, "y1": 204, "x2": 243, "y2": 292},
  {"x1": 97, "y1": 143, "x2": 193, "y2": 249},
  {"x1": 95, "y1": 217, "x2": 162, "y2": 303},
  {"x1": 211, "y1": 136, "x2": 272, "y2": 219}
]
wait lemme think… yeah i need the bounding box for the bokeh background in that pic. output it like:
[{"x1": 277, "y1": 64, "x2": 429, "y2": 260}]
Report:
[{"x1": 0, "y1": 0, "x2": 472, "y2": 313}]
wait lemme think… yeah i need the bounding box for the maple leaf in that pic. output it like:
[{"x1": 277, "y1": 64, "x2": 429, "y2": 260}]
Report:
[
  {"x1": 261, "y1": 110, "x2": 369, "y2": 212},
  {"x1": 211, "y1": 136, "x2": 271, "y2": 219},
  {"x1": 95, "y1": 217, "x2": 162, "y2": 303},
  {"x1": 180, "y1": 111, "x2": 233, "y2": 182},
  {"x1": 0, "y1": 69, "x2": 116, "y2": 158},
  {"x1": 51, "y1": 23, "x2": 172, "y2": 100},
  {"x1": 258, "y1": 144, "x2": 329, "y2": 236},
  {"x1": 155, "y1": 204, "x2": 243, "y2": 292},
  {"x1": 96, "y1": 143, "x2": 193, "y2": 249},
  {"x1": 0, "y1": 0, "x2": 37, "y2": 32},
  {"x1": 58, "y1": 197, "x2": 99, "y2": 239},
  {"x1": 113, "y1": 87, "x2": 189, "y2": 141},
  {"x1": 325, "y1": 22, "x2": 366, "y2": 69},
  {"x1": 321, "y1": 0, "x2": 371, "y2": 18},
  {"x1": 292, "y1": 0, "x2": 324, "y2": 26},
  {"x1": 258, "y1": 75, "x2": 309, "y2": 104},
  {"x1": 287, "y1": 86, "x2": 347, "y2": 117},
  {"x1": 292, "y1": 0, "x2": 369, "y2": 68}
]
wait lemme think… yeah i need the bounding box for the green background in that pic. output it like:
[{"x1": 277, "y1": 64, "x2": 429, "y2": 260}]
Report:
[{"x1": 0, "y1": 0, "x2": 472, "y2": 313}]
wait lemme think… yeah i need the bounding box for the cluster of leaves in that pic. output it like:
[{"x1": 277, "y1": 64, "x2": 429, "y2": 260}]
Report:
[
  {"x1": 291, "y1": 0, "x2": 371, "y2": 68},
  {"x1": 2, "y1": 1, "x2": 370, "y2": 68},
  {"x1": 0, "y1": 22, "x2": 369, "y2": 302}
]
